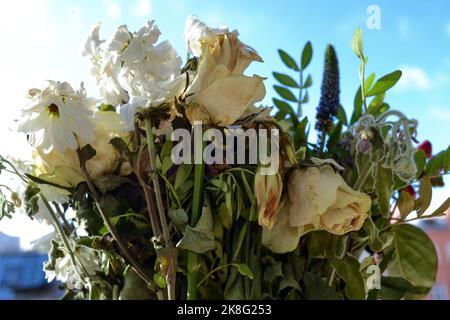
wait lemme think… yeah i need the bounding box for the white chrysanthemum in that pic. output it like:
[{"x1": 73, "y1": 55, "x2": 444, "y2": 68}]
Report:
[
  {"x1": 45, "y1": 245, "x2": 102, "y2": 290},
  {"x1": 83, "y1": 21, "x2": 185, "y2": 130},
  {"x1": 18, "y1": 81, "x2": 96, "y2": 154}
]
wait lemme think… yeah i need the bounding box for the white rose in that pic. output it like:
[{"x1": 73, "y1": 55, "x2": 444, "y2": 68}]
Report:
[
  {"x1": 184, "y1": 16, "x2": 266, "y2": 126},
  {"x1": 263, "y1": 165, "x2": 371, "y2": 254}
]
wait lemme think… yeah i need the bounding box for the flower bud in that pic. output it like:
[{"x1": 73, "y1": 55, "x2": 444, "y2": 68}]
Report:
[
  {"x1": 281, "y1": 133, "x2": 298, "y2": 166},
  {"x1": 11, "y1": 192, "x2": 22, "y2": 208},
  {"x1": 417, "y1": 140, "x2": 432, "y2": 159},
  {"x1": 404, "y1": 185, "x2": 416, "y2": 199},
  {"x1": 255, "y1": 166, "x2": 283, "y2": 229},
  {"x1": 356, "y1": 139, "x2": 372, "y2": 155},
  {"x1": 393, "y1": 155, "x2": 417, "y2": 182}
]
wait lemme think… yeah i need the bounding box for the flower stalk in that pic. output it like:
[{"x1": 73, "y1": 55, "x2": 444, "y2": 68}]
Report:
[
  {"x1": 76, "y1": 149, "x2": 157, "y2": 293},
  {"x1": 144, "y1": 117, "x2": 176, "y2": 301},
  {"x1": 187, "y1": 125, "x2": 206, "y2": 300}
]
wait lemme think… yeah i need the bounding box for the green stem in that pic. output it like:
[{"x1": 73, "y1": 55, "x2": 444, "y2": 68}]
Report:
[
  {"x1": 360, "y1": 60, "x2": 368, "y2": 113},
  {"x1": 0, "y1": 156, "x2": 28, "y2": 184},
  {"x1": 187, "y1": 126, "x2": 205, "y2": 300},
  {"x1": 197, "y1": 264, "x2": 242, "y2": 289},
  {"x1": 77, "y1": 151, "x2": 157, "y2": 293},
  {"x1": 298, "y1": 68, "x2": 303, "y2": 117},
  {"x1": 144, "y1": 118, "x2": 170, "y2": 244},
  {"x1": 0, "y1": 184, "x2": 14, "y2": 193},
  {"x1": 40, "y1": 194, "x2": 91, "y2": 285},
  {"x1": 354, "y1": 162, "x2": 375, "y2": 191},
  {"x1": 52, "y1": 202, "x2": 72, "y2": 235},
  {"x1": 144, "y1": 117, "x2": 176, "y2": 301},
  {"x1": 327, "y1": 236, "x2": 349, "y2": 287}
]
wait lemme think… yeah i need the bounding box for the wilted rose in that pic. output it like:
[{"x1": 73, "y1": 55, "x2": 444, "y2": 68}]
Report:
[
  {"x1": 183, "y1": 16, "x2": 266, "y2": 126},
  {"x1": 262, "y1": 165, "x2": 371, "y2": 254},
  {"x1": 255, "y1": 167, "x2": 283, "y2": 229}
]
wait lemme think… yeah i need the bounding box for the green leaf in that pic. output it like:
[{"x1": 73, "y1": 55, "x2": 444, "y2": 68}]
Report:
[
  {"x1": 331, "y1": 255, "x2": 366, "y2": 300},
  {"x1": 351, "y1": 86, "x2": 363, "y2": 125},
  {"x1": 161, "y1": 157, "x2": 174, "y2": 175},
  {"x1": 398, "y1": 190, "x2": 416, "y2": 220},
  {"x1": 301, "y1": 41, "x2": 313, "y2": 70},
  {"x1": 274, "y1": 85, "x2": 297, "y2": 102},
  {"x1": 363, "y1": 217, "x2": 393, "y2": 252},
  {"x1": 94, "y1": 176, "x2": 131, "y2": 194},
  {"x1": 303, "y1": 74, "x2": 313, "y2": 88},
  {"x1": 168, "y1": 208, "x2": 188, "y2": 233},
  {"x1": 154, "y1": 272, "x2": 167, "y2": 289},
  {"x1": 278, "y1": 49, "x2": 299, "y2": 71},
  {"x1": 273, "y1": 98, "x2": 294, "y2": 115},
  {"x1": 0, "y1": 192, "x2": 15, "y2": 221},
  {"x1": 303, "y1": 272, "x2": 343, "y2": 300},
  {"x1": 218, "y1": 202, "x2": 232, "y2": 230},
  {"x1": 232, "y1": 222, "x2": 248, "y2": 261},
  {"x1": 444, "y1": 146, "x2": 450, "y2": 172},
  {"x1": 110, "y1": 137, "x2": 131, "y2": 157},
  {"x1": 379, "y1": 277, "x2": 414, "y2": 300},
  {"x1": 262, "y1": 256, "x2": 283, "y2": 283},
  {"x1": 418, "y1": 177, "x2": 432, "y2": 217},
  {"x1": 426, "y1": 198, "x2": 450, "y2": 219},
  {"x1": 306, "y1": 231, "x2": 331, "y2": 257},
  {"x1": 414, "y1": 150, "x2": 427, "y2": 178},
  {"x1": 336, "y1": 105, "x2": 348, "y2": 126},
  {"x1": 327, "y1": 122, "x2": 343, "y2": 151},
  {"x1": 237, "y1": 264, "x2": 254, "y2": 280},
  {"x1": 302, "y1": 92, "x2": 309, "y2": 104},
  {"x1": 375, "y1": 165, "x2": 394, "y2": 219},
  {"x1": 366, "y1": 71, "x2": 402, "y2": 97},
  {"x1": 389, "y1": 224, "x2": 438, "y2": 293},
  {"x1": 426, "y1": 151, "x2": 445, "y2": 176},
  {"x1": 177, "y1": 203, "x2": 215, "y2": 254},
  {"x1": 23, "y1": 185, "x2": 40, "y2": 219},
  {"x1": 78, "y1": 144, "x2": 96, "y2": 168},
  {"x1": 367, "y1": 93, "x2": 386, "y2": 115},
  {"x1": 294, "y1": 117, "x2": 309, "y2": 148},
  {"x1": 174, "y1": 164, "x2": 193, "y2": 190},
  {"x1": 224, "y1": 268, "x2": 245, "y2": 300},
  {"x1": 119, "y1": 269, "x2": 151, "y2": 300},
  {"x1": 161, "y1": 140, "x2": 173, "y2": 159},
  {"x1": 273, "y1": 72, "x2": 298, "y2": 88},
  {"x1": 352, "y1": 28, "x2": 364, "y2": 59},
  {"x1": 364, "y1": 73, "x2": 376, "y2": 93}
]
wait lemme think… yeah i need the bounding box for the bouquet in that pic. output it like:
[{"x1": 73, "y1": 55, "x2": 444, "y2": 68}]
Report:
[{"x1": 1, "y1": 15, "x2": 449, "y2": 300}]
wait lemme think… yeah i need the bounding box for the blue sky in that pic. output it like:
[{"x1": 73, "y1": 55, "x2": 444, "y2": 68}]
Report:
[{"x1": 0, "y1": 0, "x2": 449, "y2": 245}]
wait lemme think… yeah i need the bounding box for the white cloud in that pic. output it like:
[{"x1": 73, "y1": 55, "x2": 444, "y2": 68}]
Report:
[
  {"x1": 427, "y1": 107, "x2": 450, "y2": 121},
  {"x1": 397, "y1": 66, "x2": 431, "y2": 91},
  {"x1": 134, "y1": 0, "x2": 153, "y2": 17},
  {"x1": 397, "y1": 66, "x2": 449, "y2": 92}
]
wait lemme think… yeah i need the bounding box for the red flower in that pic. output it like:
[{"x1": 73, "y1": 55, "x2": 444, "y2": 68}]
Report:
[
  {"x1": 404, "y1": 186, "x2": 416, "y2": 199},
  {"x1": 417, "y1": 140, "x2": 432, "y2": 159}
]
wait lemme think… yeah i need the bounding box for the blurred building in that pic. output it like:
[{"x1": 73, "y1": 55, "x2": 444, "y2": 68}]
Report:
[
  {"x1": 421, "y1": 211, "x2": 450, "y2": 300},
  {"x1": 0, "y1": 232, "x2": 60, "y2": 300}
]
